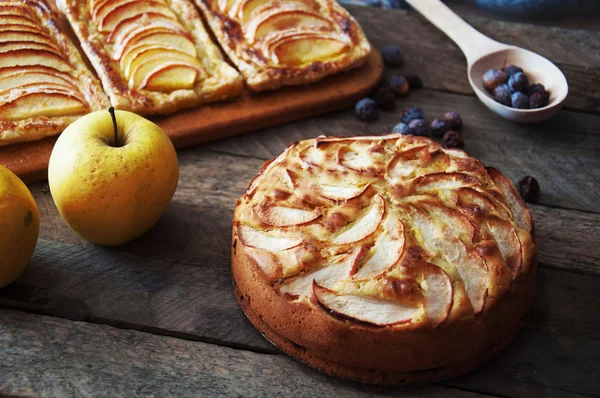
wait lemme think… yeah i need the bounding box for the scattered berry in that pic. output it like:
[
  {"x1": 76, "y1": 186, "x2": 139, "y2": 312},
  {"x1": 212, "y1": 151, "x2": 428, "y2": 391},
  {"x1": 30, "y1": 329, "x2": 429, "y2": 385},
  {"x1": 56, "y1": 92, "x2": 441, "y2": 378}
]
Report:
[
  {"x1": 483, "y1": 68, "x2": 508, "y2": 92},
  {"x1": 355, "y1": 98, "x2": 378, "y2": 120},
  {"x1": 493, "y1": 84, "x2": 512, "y2": 106},
  {"x1": 527, "y1": 83, "x2": 546, "y2": 96},
  {"x1": 517, "y1": 176, "x2": 540, "y2": 203},
  {"x1": 392, "y1": 122, "x2": 411, "y2": 135},
  {"x1": 530, "y1": 90, "x2": 550, "y2": 109},
  {"x1": 444, "y1": 111, "x2": 462, "y2": 130},
  {"x1": 401, "y1": 107, "x2": 424, "y2": 123},
  {"x1": 511, "y1": 92, "x2": 530, "y2": 109},
  {"x1": 430, "y1": 118, "x2": 451, "y2": 137},
  {"x1": 390, "y1": 75, "x2": 409, "y2": 97},
  {"x1": 408, "y1": 119, "x2": 429, "y2": 136},
  {"x1": 442, "y1": 131, "x2": 464, "y2": 149},
  {"x1": 381, "y1": 45, "x2": 403, "y2": 66},
  {"x1": 405, "y1": 75, "x2": 422, "y2": 89},
  {"x1": 508, "y1": 72, "x2": 529, "y2": 93},
  {"x1": 503, "y1": 65, "x2": 523, "y2": 76},
  {"x1": 374, "y1": 86, "x2": 396, "y2": 111}
]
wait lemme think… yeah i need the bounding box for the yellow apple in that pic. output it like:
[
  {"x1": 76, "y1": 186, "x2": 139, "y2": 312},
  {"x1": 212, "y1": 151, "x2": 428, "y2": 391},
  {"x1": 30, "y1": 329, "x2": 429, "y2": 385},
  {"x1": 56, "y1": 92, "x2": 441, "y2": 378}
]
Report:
[
  {"x1": 0, "y1": 165, "x2": 40, "y2": 288},
  {"x1": 48, "y1": 108, "x2": 179, "y2": 246}
]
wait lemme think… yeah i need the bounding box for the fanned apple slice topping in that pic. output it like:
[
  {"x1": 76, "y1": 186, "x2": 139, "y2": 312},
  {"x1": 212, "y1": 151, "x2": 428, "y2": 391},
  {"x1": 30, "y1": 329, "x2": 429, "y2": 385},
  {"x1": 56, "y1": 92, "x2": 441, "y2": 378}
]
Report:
[
  {"x1": 255, "y1": 204, "x2": 321, "y2": 227},
  {"x1": 262, "y1": 31, "x2": 348, "y2": 66},
  {"x1": 353, "y1": 215, "x2": 404, "y2": 280},
  {"x1": 245, "y1": 6, "x2": 332, "y2": 43},
  {"x1": 318, "y1": 183, "x2": 368, "y2": 201},
  {"x1": 89, "y1": 0, "x2": 204, "y2": 92},
  {"x1": 279, "y1": 248, "x2": 363, "y2": 297},
  {"x1": 238, "y1": 134, "x2": 534, "y2": 325},
  {"x1": 313, "y1": 282, "x2": 418, "y2": 326},
  {"x1": 0, "y1": 5, "x2": 92, "y2": 121},
  {"x1": 237, "y1": 224, "x2": 302, "y2": 251},
  {"x1": 331, "y1": 194, "x2": 384, "y2": 245},
  {"x1": 487, "y1": 167, "x2": 533, "y2": 232},
  {"x1": 421, "y1": 264, "x2": 453, "y2": 326}
]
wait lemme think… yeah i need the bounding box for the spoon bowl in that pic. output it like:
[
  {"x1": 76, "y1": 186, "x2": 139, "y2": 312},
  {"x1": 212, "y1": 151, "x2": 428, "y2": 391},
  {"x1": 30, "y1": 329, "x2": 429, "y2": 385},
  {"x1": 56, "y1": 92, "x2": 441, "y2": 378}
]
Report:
[
  {"x1": 469, "y1": 47, "x2": 568, "y2": 123},
  {"x1": 405, "y1": 0, "x2": 568, "y2": 123}
]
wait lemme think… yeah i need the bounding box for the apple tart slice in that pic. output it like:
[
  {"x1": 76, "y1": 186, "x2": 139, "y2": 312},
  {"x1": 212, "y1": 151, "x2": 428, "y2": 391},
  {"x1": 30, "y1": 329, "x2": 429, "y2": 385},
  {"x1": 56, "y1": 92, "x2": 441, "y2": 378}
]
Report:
[
  {"x1": 194, "y1": 0, "x2": 371, "y2": 91},
  {"x1": 57, "y1": 0, "x2": 243, "y2": 115},
  {"x1": 0, "y1": 0, "x2": 109, "y2": 146}
]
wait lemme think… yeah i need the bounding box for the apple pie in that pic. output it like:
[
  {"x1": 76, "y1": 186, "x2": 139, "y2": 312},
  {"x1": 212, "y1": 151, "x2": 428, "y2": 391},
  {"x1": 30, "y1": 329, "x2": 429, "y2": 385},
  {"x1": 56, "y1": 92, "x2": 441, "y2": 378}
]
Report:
[
  {"x1": 194, "y1": 0, "x2": 372, "y2": 91},
  {"x1": 57, "y1": 0, "x2": 244, "y2": 115},
  {"x1": 0, "y1": 0, "x2": 109, "y2": 146},
  {"x1": 232, "y1": 134, "x2": 537, "y2": 384}
]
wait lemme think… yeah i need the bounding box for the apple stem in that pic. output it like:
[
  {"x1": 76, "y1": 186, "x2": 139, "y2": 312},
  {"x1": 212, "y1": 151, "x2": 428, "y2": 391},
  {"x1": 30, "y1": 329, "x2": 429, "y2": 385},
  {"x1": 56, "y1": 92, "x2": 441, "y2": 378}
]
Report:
[{"x1": 108, "y1": 107, "x2": 120, "y2": 147}]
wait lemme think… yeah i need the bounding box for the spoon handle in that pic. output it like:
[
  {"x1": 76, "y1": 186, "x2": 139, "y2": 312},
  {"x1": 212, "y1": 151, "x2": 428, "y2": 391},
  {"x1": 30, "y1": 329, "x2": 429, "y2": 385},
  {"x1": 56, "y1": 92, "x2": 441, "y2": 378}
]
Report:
[{"x1": 404, "y1": 0, "x2": 506, "y2": 63}]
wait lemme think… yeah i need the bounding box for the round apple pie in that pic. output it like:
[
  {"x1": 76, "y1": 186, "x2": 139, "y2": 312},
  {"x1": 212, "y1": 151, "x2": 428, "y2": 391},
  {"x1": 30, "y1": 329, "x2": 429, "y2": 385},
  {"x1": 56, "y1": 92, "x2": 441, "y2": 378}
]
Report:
[{"x1": 231, "y1": 134, "x2": 536, "y2": 384}]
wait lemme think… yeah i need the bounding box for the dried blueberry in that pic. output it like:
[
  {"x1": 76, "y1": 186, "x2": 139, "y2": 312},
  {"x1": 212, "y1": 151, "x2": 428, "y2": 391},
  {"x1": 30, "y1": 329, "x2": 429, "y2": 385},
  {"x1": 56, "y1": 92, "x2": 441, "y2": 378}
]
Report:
[
  {"x1": 530, "y1": 90, "x2": 550, "y2": 109},
  {"x1": 405, "y1": 75, "x2": 422, "y2": 89},
  {"x1": 493, "y1": 84, "x2": 512, "y2": 106},
  {"x1": 355, "y1": 98, "x2": 378, "y2": 120},
  {"x1": 390, "y1": 75, "x2": 409, "y2": 97},
  {"x1": 517, "y1": 176, "x2": 540, "y2": 203},
  {"x1": 483, "y1": 68, "x2": 508, "y2": 92},
  {"x1": 381, "y1": 45, "x2": 403, "y2": 66},
  {"x1": 392, "y1": 122, "x2": 411, "y2": 135},
  {"x1": 430, "y1": 118, "x2": 451, "y2": 138},
  {"x1": 527, "y1": 83, "x2": 546, "y2": 96},
  {"x1": 408, "y1": 119, "x2": 429, "y2": 136},
  {"x1": 511, "y1": 92, "x2": 530, "y2": 109},
  {"x1": 444, "y1": 111, "x2": 462, "y2": 130},
  {"x1": 374, "y1": 86, "x2": 396, "y2": 111},
  {"x1": 508, "y1": 72, "x2": 529, "y2": 93},
  {"x1": 442, "y1": 131, "x2": 464, "y2": 149},
  {"x1": 401, "y1": 107, "x2": 424, "y2": 123},
  {"x1": 503, "y1": 65, "x2": 523, "y2": 76}
]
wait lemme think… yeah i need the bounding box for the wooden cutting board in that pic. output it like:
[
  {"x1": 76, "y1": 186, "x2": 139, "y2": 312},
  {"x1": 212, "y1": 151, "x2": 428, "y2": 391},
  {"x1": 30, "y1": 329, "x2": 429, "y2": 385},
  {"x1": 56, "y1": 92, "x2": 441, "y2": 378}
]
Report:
[{"x1": 0, "y1": 50, "x2": 382, "y2": 184}]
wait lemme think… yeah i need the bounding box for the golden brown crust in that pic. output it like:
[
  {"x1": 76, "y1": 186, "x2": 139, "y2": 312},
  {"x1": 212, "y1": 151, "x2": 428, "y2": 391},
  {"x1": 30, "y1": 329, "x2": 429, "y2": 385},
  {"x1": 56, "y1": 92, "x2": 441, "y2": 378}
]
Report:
[
  {"x1": 194, "y1": 0, "x2": 371, "y2": 91},
  {"x1": 57, "y1": 0, "x2": 243, "y2": 115},
  {"x1": 231, "y1": 134, "x2": 537, "y2": 383},
  {"x1": 0, "y1": 0, "x2": 110, "y2": 146}
]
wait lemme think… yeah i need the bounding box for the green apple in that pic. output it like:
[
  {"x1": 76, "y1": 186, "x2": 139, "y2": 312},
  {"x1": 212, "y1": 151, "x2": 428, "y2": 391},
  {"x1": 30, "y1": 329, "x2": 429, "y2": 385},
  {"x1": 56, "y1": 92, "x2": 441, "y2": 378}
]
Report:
[
  {"x1": 48, "y1": 108, "x2": 179, "y2": 246},
  {"x1": 0, "y1": 165, "x2": 39, "y2": 288}
]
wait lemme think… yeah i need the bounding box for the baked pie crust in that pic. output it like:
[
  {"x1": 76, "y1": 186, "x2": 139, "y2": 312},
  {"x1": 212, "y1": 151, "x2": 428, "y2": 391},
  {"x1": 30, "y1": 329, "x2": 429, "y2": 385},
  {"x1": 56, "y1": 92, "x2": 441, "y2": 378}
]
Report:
[
  {"x1": 0, "y1": 0, "x2": 109, "y2": 146},
  {"x1": 194, "y1": 0, "x2": 371, "y2": 91},
  {"x1": 57, "y1": 0, "x2": 244, "y2": 115},
  {"x1": 232, "y1": 134, "x2": 537, "y2": 383}
]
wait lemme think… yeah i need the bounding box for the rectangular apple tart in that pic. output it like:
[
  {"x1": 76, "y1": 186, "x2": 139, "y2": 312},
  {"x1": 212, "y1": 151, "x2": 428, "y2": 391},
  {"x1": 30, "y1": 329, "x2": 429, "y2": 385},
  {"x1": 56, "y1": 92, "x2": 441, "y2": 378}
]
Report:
[
  {"x1": 194, "y1": 0, "x2": 372, "y2": 91},
  {"x1": 57, "y1": 0, "x2": 244, "y2": 115},
  {"x1": 0, "y1": 0, "x2": 110, "y2": 146}
]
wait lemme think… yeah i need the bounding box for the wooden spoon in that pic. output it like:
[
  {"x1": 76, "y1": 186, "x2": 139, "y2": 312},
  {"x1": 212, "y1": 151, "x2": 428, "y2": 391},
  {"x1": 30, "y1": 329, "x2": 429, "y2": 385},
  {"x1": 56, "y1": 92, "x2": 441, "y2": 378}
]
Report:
[{"x1": 404, "y1": 0, "x2": 568, "y2": 123}]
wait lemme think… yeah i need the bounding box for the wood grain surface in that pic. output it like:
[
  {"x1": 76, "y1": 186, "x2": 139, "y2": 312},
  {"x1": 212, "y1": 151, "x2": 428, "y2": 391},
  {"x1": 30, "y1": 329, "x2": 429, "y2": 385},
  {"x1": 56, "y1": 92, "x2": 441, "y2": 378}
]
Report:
[{"x1": 1, "y1": 4, "x2": 600, "y2": 398}]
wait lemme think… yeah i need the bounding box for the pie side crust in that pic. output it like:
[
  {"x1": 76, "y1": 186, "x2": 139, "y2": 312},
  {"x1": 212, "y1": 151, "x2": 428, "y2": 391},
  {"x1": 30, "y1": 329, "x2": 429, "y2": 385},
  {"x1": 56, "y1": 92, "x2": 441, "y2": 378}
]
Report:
[
  {"x1": 194, "y1": 0, "x2": 371, "y2": 91},
  {"x1": 0, "y1": 0, "x2": 110, "y2": 146},
  {"x1": 57, "y1": 0, "x2": 244, "y2": 115}
]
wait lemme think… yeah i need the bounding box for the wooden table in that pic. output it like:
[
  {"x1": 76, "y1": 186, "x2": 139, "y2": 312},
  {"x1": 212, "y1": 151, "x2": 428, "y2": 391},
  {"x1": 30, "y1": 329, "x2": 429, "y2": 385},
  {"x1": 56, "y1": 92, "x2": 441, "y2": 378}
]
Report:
[{"x1": 2, "y1": 5, "x2": 600, "y2": 397}]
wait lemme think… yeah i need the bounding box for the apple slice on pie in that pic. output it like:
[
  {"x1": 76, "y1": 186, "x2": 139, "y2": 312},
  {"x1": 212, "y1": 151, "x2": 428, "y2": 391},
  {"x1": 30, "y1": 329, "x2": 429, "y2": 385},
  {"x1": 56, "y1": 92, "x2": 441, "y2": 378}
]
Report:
[
  {"x1": 0, "y1": 0, "x2": 109, "y2": 146},
  {"x1": 194, "y1": 0, "x2": 371, "y2": 91},
  {"x1": 57, "y1": 0, "x2": 243, "y2": 115}
]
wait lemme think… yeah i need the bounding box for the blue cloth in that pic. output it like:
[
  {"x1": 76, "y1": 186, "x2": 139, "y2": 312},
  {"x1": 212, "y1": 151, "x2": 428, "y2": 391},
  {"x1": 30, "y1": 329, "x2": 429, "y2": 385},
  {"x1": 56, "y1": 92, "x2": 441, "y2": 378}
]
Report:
[{"x1": 337, "y1": 0, "x2": 599, "y2": 14}]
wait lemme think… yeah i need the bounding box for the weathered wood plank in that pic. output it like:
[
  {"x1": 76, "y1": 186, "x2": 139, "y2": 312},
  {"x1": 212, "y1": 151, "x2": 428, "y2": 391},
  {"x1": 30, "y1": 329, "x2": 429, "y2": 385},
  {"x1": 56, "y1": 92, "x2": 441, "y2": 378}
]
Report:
[
  {"x1": 1, "y1": 309, "x2": 598, "y2": 397},
  {"x1": 201, "y1": 89, "x2": 600, "y2": 214},
  {"x1": 0, "y1": 309, "x2": 497, "y2": 398},
  {"x1": 346, "y1": 5, "x2": 600, "y2": 113}
]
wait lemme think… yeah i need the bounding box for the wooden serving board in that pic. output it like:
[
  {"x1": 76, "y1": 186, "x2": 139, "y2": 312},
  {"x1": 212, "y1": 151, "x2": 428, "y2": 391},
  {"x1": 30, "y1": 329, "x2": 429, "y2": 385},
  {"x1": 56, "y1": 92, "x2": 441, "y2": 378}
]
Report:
[{"x1": 0, "y1": 50, "x2": 382, "y2": 184}]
